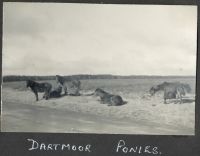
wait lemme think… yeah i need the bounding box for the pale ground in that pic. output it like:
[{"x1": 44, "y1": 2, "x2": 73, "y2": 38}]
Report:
[{"x1": 1, "y1": 79, "x2": 195, "y2": 135}]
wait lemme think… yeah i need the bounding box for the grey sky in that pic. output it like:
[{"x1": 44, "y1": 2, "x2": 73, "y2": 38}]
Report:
[{"x1": 3, "y1": 3, "x2": 197, "y2": 76}]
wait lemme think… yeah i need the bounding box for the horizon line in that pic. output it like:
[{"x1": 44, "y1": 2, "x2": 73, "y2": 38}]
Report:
[{"x1": 2, "y1": 74, "x2": 196, "y2": 77}]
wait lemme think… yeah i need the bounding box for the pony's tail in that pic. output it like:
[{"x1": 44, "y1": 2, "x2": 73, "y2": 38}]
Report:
[{"x1": 81, "y1": 92, "x2": 94, "y2": 96}]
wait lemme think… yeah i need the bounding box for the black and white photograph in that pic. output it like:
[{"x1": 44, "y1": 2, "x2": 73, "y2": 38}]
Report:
[{"x1": 1, "y1": 2, "x2": 197, "y2": 135}]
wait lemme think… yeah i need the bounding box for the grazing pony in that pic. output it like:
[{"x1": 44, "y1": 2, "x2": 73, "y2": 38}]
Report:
[
  {"x1": 26, "y1": 80, "x2": 52, "y2": 101},
  {"x1": 94, "y1": 88, "x2": 127, "y2": 106},
  {"x1": 56, "y1": 75, "x2": 81, "y2": 96},
  {"x1": 149, "y1": 82, "x2": 191, "y2": 104}
]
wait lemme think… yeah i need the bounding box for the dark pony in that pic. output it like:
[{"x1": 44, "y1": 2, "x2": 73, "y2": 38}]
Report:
[
  {"x1": 149, "y1": 82, "x2": 191, "y2": 104},
  {"x1": 56, "y1": 75, "x2": 81, "y2": 96},
  {"x1": 26, "y1": 80, "x2": 52, "y2": 101},
  {"x1": 49, "y1": 83, "x2": 62, "y2": 98},
  {"x1": 94, "y1": 88, "x2": 127, "y2": 106}
]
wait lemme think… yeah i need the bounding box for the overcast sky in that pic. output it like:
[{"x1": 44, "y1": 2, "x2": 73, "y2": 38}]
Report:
[{"x1": 2, "y1": 3, "x2": 197, "y2": 76}]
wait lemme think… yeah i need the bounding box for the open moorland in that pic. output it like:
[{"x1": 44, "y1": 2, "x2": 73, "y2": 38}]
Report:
[{"x1": 1, "y1": 77, "x2": 195, "y2": 135}]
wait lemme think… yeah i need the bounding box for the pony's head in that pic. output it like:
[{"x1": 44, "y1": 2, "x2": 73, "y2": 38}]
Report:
[
  {"x1": 26, "y1": 80, "x2": 33, "y2": 88},
  {"x1": 56, "y1": 75, "x2": 65, "y2": 85},
  {"x1": 149, "y1": 86, "x2": 160, "y2": 96},
  {"x1": 94, "y1": 88, "x2": 105, "y2": 96}
]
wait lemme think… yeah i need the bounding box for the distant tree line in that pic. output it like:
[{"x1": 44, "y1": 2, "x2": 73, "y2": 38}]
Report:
[
  {"x1": 3, "y1": 74, "x2": 195, "y2": 82},
  {"x1": 3, "y1": 75, "x2": 115, "y2": 82},
  {"x1": 3, "y1": 75, "x2": 55, "y2": 82}
]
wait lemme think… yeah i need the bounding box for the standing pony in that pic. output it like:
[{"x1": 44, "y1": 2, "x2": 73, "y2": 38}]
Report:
[
  {"x1": 26, "y1": 80, "x2": 52, "y2": 101},
  {"x1": 55, "y1": 75, "x2": 81, "y2": 96},
  {"x1": 149, "y1": 82, "x2": 191, "y2": 104}
]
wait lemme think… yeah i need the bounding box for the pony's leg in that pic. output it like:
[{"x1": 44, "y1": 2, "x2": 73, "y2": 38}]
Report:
[
  {"x1": 164, "y1": 98, "x2": 167, "y2": 104},
  {"x1": 64, "y1": 86, "x2": 68, "y2": 95},
  {"x1": 180, "y1": 95, "x2": 182, "y2": 104},
  {"x1": 176, "y1": 90, "x2": 182, "y2": 104},
  {"x1": 45, "y1": 93, "x2": 48, "y2": 100},
  {"x1": 34, "y1": 91, "x2": 39, "y2": 101},
  {"x1": 42, "y1": 90, "x2": 47, "y2": 99},
  {"x1": 43, "y1": 92, "x2": 46, "y2": 99},
  {"x1": 45, "y1": 91, "x2": 50, "y2": 100},
  {"x1": 163, "y1": 91, "x2": 167, "y2": 104}
]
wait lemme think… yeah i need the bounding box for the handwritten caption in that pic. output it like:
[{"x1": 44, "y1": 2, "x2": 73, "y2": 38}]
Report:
[
  {"x1": 116, "y1": 140, "x2": 162, "y2": 155},
  {"x1": 27, "y1": 139, "x2": 92, "y2": 152},
  {"x1": 27, "y1": 139, "x2": 162, "y2": 155}
]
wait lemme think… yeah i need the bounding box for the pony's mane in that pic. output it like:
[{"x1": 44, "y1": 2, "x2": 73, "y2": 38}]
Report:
[
  {"x1": 26, "y1": 79, "x2": 37, "y2": 87},
  {"x1": 95, "y1": 88, "x2": 107, "y2": 94},
  {"x1": 27, "y1": 79, "x2": 35, "y2": 83}
]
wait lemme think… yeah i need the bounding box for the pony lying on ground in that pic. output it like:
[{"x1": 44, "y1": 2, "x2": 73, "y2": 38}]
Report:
[
  {"x1": 26, "y1": 80, "x2": 52, "y2": 101},
  {"x1": 149, "y1": 82, "x2": 191, "y2": 104},
  {"x1": 94, "y1": 88, "x2": 127, "y2": 106},
  {"x1": 49, "y1": 83, "x2": 63, "y2": 98}
]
